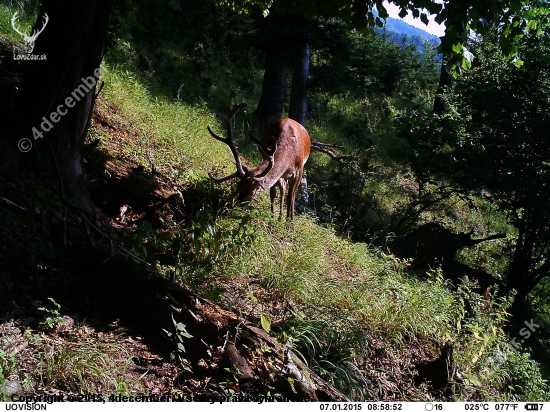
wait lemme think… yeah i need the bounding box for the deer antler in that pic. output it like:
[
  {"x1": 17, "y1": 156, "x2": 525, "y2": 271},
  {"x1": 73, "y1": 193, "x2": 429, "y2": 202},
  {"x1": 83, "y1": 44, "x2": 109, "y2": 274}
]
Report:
[
  {"x1": 248, "y1": 134, "x2": 277, "y2": 180},
  {"x1": 29, "y1": 13, "x2": 49, "y2": 41},
  {"x1": 208, "y1": 103, "x2": 279, "y2": 182},
  {"x1": 207, "y1": 103, "x2": 248, "y2": 181},
  {"x1": 11, "y1": 12, "x2": 28, "y2": 40}
]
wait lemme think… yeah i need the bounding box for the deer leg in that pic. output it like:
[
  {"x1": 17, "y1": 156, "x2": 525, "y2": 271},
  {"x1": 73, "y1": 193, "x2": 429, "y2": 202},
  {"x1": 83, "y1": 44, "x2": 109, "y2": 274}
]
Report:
[
  {"x1": 270, "y1": 185, "x2": 277, "y2": 217},
  {"x1": 288, "y1": 169, "x2": 304, "y2": 220},
  {"x1": 278, "y1": 178, "x2": 286, "y2": 220},
  {"x1": 285, "y1": 175, "x2": 297, "y2": 220}
]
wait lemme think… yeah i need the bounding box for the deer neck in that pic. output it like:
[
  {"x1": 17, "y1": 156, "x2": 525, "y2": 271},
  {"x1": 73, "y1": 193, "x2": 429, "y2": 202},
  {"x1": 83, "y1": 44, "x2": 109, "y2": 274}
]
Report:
[
  {"x1": 252, "y1": 158, "x2": 284, "y2": 190},
  {"x1": 237, "y1": 159, "x2": 283, "y2": 203}
]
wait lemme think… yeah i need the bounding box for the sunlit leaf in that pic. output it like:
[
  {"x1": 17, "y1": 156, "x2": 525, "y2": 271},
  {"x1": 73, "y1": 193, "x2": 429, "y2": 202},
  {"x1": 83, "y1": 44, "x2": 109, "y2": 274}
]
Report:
[{"x1": 261, "y1": 313, "x2": 271, "y2": 332}]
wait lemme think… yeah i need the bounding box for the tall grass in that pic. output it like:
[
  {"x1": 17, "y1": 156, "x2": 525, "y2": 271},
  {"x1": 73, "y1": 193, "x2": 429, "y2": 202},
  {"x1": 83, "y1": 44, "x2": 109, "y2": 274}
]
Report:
[
  {"x1": 93, "y1": 65, "x2": 238, "y2": 178},
  {"x1": 25, "y1": 329, "x2": 140, "y2": 395},
  {"x1": 92, "y1": 64, "x2": 270, "y2": 183},
  {"x1": 171, "y1": 204, "x2": 528, "y2": 399}
]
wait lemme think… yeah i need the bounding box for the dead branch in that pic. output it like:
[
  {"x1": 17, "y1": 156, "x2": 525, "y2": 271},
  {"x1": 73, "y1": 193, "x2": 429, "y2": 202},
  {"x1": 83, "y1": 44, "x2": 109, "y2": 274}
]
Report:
[
  {"x1": 310, "y1": 137, "x2": 361, "y2": 175},
  {"x1": 310, "y1": 137, "x2": 345, "y2": 149}
]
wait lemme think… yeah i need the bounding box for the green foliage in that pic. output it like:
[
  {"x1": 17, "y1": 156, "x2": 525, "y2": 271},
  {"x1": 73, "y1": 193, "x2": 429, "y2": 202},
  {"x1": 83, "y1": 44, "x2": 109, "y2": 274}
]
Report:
[
  {"x1": 108, "y1": 0, "x2": 262, "y2": 106},
  {"x1": 199, "y1": 214, "x2": 461, "y2": 398},
  {"x1": 174, "y1": 210, "x2": 546, "y2": 400},
  {"x1": 502, "y1": 350, "x2": 550, "y2": 401},
  {"x1": 174, "y1": 202, "x2": 258, "y2": 292},
  {"x1": 451, "y1": 281, "x2": 512, "y2": 397},
  {"x1": 210, "y1": 0, "x2": 549, "y2": 76},
  {"x1": 398, "y1": 27, "x2": 550, "y2": 299},
  {"x1": 304, "y1": 24, "x2": 440, "y2": 239},
  {"x1": 37, "y1": 298, "x2": 64, "y2": 329},
  {"x1": 0, "y1": 0, "x2": 41, "y2": 41},
  {"x1": 163, "y1": 314, "x2": 194, "y2": 373},
  {"x1": 276, "y1": 312, "x2": 374, "y2": 399},
  {"x1": 309, "y1": 23, "x2": 440, "y2": 99},
  {"x1": 260, "y1": 313, "x2": 271, "y2": 333},
  {"x1": 189, "y1": 203, "x2": 256, "y2": 261},
  {"x1": 0, "y1": 347, "x2": 17, "y2": 401},
  {"x1": 355, "y1": 32, "x2": 440, "y2": 96}
]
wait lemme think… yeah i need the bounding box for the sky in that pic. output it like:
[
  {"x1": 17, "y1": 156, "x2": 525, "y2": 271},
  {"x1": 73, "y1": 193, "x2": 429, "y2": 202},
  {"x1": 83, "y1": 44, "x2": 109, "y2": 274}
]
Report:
[{"x1": 382, "y1": 1, "x2": 446, "y2": 37}]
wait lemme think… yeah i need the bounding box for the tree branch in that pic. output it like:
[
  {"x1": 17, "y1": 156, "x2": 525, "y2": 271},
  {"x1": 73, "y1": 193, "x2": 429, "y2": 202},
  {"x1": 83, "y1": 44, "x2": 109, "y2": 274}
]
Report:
[{"x1": 310, "y1": 138, "x2": 360, "y2": 174}]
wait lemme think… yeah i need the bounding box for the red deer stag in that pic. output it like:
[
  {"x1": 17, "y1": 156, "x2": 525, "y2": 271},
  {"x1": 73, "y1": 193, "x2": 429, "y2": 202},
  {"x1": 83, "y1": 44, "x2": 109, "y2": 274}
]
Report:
[{"x1": 208, "y1": 103, "x2": 311, "y2": 220}]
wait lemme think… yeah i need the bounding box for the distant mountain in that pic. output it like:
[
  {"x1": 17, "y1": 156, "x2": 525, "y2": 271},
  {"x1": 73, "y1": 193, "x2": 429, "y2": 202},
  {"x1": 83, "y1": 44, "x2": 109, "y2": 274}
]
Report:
[{"x1": 372, "y1": 10, "x2": 441, "y2": 50}]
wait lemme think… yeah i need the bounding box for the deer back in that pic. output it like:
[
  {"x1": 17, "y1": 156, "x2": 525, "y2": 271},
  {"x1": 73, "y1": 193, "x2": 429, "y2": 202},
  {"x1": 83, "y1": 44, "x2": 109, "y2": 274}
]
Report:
[{"x1": 258, "y1": 118, "x2": 311, "y2": 182}]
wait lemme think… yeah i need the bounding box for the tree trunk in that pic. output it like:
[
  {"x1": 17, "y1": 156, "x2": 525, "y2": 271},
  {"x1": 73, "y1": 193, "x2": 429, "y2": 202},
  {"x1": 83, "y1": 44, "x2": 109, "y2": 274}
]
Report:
[
  {"x1": 503, "y1": 235, "x2": 533, "y2": 317},
  {"x1": 288, "y1": 42, "x2": 310, "y2": 126},
  {"x1": 254, "y1": 9, "x2": 294, "y2": 127},
  {"x1": 432, "y1": 58, "x2": 452, "y2": 115},
  {"x1": 15, "y1": 0, "x2": 112, "y2": 214},
  {"x1": 255, "y1": 45, "x2": 290, "y2": 126}
]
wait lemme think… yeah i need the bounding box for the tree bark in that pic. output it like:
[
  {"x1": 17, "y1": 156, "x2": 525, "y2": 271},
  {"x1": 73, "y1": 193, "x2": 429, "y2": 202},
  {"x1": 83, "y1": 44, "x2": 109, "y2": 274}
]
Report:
[
  {"x1": 254, "y1": 9, "x2": 295, "y2": 127},
  {"x1": 432, "y1": 59, "x2": 452, "y2": 115},
  {"x1": 288, "y1": 43, "x2": 310, "y2": 126},
  {"x1": 15, "y1": 0, "x2": 112, "y2": 214},
  {"x1": 255, "y1": 45, "x2": 290, "y2": 126}
]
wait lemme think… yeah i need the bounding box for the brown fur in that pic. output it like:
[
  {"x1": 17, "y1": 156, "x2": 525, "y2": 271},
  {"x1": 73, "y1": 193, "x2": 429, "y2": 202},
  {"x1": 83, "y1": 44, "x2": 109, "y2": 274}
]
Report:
[
  {"x1": 237, "y1": 119, "x2": 311, "y2": 219},
  {"x1": 208, "y1": 104, "x2": 311, "y2": 220}
]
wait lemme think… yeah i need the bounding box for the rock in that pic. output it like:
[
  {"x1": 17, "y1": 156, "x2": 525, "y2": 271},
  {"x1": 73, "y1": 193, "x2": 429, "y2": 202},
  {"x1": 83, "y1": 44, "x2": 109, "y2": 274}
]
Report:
[{"x1": 0, "y1": 380, "x2": 23, "y2": 396}]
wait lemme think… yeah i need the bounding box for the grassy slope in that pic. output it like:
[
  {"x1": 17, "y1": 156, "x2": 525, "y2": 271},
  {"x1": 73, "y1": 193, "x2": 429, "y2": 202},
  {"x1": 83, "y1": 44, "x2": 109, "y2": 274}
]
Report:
[
  {"x1": 0, "y1": 1, "x2": 548, "y2": 400},
  {"x1": 90, "y1": 62, "x2": 548, "y2": 400}
]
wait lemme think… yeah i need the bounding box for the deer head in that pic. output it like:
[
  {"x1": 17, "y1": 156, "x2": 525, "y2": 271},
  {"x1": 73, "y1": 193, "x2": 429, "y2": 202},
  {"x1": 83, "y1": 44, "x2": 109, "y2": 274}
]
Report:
[
  {"x1": 12, "y1": 12, "x2": 49, "y2": 54},
  {"x1": 208, "y1": 103, "x2": 311, "y2": 219}
]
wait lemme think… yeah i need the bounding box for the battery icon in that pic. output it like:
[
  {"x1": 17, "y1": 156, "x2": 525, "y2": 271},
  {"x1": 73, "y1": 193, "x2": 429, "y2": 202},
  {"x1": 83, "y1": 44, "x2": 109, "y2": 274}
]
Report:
[{"x1": 525, "y1": 405, "x2": 539, "y2": 411}]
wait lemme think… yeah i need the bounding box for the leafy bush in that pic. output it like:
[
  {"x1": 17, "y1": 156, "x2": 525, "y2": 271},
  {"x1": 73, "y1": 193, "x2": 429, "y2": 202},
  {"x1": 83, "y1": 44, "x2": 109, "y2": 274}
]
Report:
[{"x1": 498, "y1": 349, "x2": 549, "y2": 401}]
